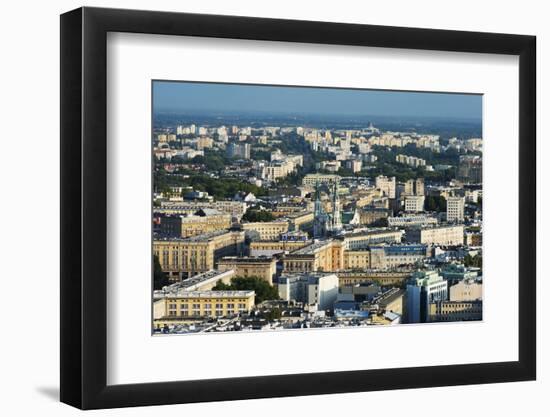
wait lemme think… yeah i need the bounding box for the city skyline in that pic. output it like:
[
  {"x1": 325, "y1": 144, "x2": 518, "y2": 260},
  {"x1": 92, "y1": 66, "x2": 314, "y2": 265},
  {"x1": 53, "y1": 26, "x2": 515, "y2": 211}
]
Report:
[{"x1": 153, "y1": 81, "x2": 482, "y2": 120}]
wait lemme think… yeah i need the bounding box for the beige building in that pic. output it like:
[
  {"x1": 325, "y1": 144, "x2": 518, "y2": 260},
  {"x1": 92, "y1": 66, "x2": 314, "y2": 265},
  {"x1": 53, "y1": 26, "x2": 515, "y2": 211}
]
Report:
[
  {"x1": 302, "y1": 173, "x2": 341, "y2": 186},
  {"x1": 344, "y1": 229, "x2": 403, "y2": 250},
  {"x1": 404, "y1": 195, "x2": 425, "y2": 212},
  {"x1": 286, "y1": 211, "x2": 314, "y2": 231},
  {"x1": 447, "y1": 196, "x2": 465, "y2": 223},
  {"x1": 249, "y1": 239, "x2": 311, "y2": 256},
  {"x1": 343, "y1": 250, "x2": 371, "y2": 270},
  {"x1": 449, "y1": 279, "x2": 482, "y2": 301},
  {"x1": 153, "y1": 230, "x2": 245, "y2": 279},
  {"x1": 375, "y1": 175, "x2": 396, "y2": 199},
  {"x1": 406, "y1": 224, "x2": 464, "y2": 246},
  {"x1": 465, "y1": 231, "x2": 482, "y2": 246},
  {"x1": 179, "y1": 210, "x2": 232, "y2": 237},
  {"x1": 428, "y1": 300, "x2": 482, "y2": 322},
  {"x1": 154, "y1": 290, "x2": 255, "y2": 321},
  {"x1": 283, "y1": 239, "x2": 344, "y2": 273},
  {"x1": 369, "y1": 245, "x2": 427, "y2": 269},
  {"x1": 242, "y1": 221, "x2": 289, "y2": 240},
  {"x1": 154, "y1": 270, "x2": 236, "y2": 295},
  {"x1": 217, "y1": 256, "x2": 277, "y2": 284}
]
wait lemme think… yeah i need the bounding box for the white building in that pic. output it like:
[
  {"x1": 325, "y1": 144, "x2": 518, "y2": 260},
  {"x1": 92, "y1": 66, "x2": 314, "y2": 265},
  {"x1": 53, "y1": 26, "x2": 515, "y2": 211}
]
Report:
[
  {"x1": 404, "y1": 195, "x2": 425, "y2": 212},
  {"x1": 278, "y1": 273, "x2": 339, "y2": 311},
  {"x1": 447, "y1": 196, "x2": 465, "y2": 222},
  {"x1": 375, "y1": 175, "x2": 396, "y2": 199}
]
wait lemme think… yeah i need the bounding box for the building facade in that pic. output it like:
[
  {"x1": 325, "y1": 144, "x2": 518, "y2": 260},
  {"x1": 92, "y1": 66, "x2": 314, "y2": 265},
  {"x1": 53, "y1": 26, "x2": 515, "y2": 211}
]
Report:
[
  {"x1": 242, "y1": 221, "x2": 289, "y2": 241},
  {"x1": 405, "y1": 224, "x2": 464, "y2": 246},
  {"x1": 406, "y1": 270, "x2": 448, "y2": 323},
  {"x1": 283, "y1": 239, "x2": 344, "y2": 273},
  {"x1": 447, "y1": 196, "x2": 465, "y2": 223},
  {"x1": 217, "y1": 256, "x2": 277, "y2": 284},
  {"x1": 153, "y1": 230, "x2": 245, "y2": 279}
]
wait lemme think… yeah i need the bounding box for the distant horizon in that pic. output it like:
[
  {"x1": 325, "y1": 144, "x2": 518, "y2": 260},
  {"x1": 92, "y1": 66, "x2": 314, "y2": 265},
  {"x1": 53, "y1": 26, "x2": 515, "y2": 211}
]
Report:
[{"x1": 153, "y1": 81, "x2": 483, "y2": 121}]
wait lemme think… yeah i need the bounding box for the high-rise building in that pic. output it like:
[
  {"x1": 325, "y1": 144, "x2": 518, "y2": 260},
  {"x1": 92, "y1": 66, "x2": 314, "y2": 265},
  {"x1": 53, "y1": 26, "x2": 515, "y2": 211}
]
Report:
[
  {"x1": 458, "y1": 155, "x2": 482, "y2": 183},
  {"x1": 227, "y1": 142, "x2": 251, "y2": 159},
  {"x1": 447, "y1": 196, "x2": 465, "y2": 223},
  {"x1": 404, "y1": 195, "x2": 425, "y2": 212},
  {"x1": 375, "y1": 175, "x2": 396, "y2": 199},
  {"x1": 406, "y1": 270, "x2": 448, "y2": 323}
]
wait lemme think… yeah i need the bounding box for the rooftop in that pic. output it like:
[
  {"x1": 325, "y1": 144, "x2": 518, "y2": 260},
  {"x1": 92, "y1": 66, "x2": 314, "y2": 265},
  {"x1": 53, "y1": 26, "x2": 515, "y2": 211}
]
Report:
[
  {"x1": 218, "y1": 256, "x2": 275, "y2": 263},
  {"x1": 160, "y1": 290, "x2": 255, "y2": 298},
  {"x1": 291, "y1": 239, "x2": 333, "y2": 255}
]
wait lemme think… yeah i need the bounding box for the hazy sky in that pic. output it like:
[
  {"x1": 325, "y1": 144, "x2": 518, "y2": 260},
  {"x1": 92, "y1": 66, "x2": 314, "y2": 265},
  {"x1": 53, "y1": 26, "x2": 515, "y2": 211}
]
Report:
[{"x1": 153, "y1": 81, "x2": 482, "y2": 120}]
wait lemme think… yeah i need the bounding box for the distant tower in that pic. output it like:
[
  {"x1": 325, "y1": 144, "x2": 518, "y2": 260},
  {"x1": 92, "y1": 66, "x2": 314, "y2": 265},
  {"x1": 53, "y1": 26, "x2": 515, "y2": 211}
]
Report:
[
  {"x1": 330, "y1": 181, "x2": 342, "y2": 233},
  {"x1": 313, "y1": 183, "x2": 328, "y2": 238}
]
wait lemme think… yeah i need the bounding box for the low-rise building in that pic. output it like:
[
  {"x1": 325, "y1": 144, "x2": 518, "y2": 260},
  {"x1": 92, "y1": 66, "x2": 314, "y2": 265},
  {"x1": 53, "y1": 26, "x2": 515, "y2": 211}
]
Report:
[
  {"x1": 343, "y1": 250, "x2": 371, "y2": 270},
  {"x1": 242, "y1": 221, "x2": 289, "y2": 241},
  {"x1": 344, "y1": 229, "x2": 403, "y2": 249},
  {"x1": 302, "y1": 173, "x2": 341, "y2": 187},
  {"x1": 449, "y1": 279, "x2": 482, "y2": 301},
  {"x1": 387, "y1": 213, "x2": 438, "y2": 228},
  {"x1": 249, "y1": 239, "x2": 311, "y2": 257},
  {"x1": 217, "y1": 256, "x2": 277, "y2": 284},
  {"x1": 336, "y1": 270, "x2": 412, "y2": 287},
  {"x1": 405, "y1": 224, "x2": 464, "y2": 246},
  {"x1": 154, "y1": 270, "x2": 235, "y2": 298},
  {"x1": 154, "y1": 290, "x2": 255, "y2": 320},
  {"x1": 369, "y1": 244, "x2": 427, "y2": 269},
  {"x1": 278, "y1": 273, "x2": 339, "y2": 311},
  {"x1": 427, "y1": 300, "x2": 482, "y2": 322},
  {"x1": 282, "y1": 239, "x2": 344, "y2": 273}
]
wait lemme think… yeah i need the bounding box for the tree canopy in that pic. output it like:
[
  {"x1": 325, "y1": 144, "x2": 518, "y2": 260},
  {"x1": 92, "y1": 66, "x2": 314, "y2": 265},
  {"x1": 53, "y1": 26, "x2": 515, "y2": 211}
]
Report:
[
  {"x1": 213, "y1": 276, "x2": 280, "y2": 304},
  {"x1": 153, "y1": 255, "x2": 170, "y2": 290}
]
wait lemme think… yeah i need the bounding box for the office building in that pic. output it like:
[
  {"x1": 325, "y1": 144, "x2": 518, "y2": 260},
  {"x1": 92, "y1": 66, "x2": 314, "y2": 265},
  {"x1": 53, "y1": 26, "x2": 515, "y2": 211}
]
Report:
[
  {"x1": 447, "y1": 196, "x2": 465, "y2": 223},
  {"x1": 406, "y1": 270, "x2": 448, "y2": 323}
]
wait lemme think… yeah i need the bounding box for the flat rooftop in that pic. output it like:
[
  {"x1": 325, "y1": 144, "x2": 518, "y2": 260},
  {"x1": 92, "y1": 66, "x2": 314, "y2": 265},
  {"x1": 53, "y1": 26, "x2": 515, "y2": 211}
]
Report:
[
  {"x1": 162, "y1": 290, "x2": 255, "y2": 298},
  {"x1": 291, "y1": 239, "x2": 333, "y2": 255}
]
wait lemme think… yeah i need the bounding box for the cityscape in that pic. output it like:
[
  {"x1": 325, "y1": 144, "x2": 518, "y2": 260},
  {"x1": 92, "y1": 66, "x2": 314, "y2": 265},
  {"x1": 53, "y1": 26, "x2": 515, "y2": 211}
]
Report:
[{"x1": 152, "y1": 82, "x2": 483, "y2": 335}]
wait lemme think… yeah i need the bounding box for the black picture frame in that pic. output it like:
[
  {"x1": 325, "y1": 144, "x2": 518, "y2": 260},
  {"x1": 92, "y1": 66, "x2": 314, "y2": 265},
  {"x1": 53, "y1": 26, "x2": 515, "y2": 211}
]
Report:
[{"x1": 60, "y1": 6, "x2": 536, "y2": 410}]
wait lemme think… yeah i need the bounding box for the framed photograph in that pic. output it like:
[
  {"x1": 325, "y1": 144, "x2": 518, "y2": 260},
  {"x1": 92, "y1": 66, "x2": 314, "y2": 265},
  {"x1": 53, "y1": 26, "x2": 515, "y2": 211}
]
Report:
[{"x1": 60, "y1": 6, "x2": 536, "y2": 410}]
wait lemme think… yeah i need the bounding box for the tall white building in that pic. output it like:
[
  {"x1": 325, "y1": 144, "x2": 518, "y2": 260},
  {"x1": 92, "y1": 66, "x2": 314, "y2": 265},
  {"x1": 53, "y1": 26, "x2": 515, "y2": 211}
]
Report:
[
  {"x1": 375, "y1": 175, "x2": 396, "y2": 199},
  {"x1": 447, "y1": 196, "x2": 465, "y2": 222},
  {"x1": 404, "y1": 195, "x2": 425, "y2": 212}
]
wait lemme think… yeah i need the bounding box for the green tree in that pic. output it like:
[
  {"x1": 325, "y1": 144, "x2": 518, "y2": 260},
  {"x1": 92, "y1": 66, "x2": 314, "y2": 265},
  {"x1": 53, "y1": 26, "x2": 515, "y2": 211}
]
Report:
[
  {"x1": 464, "y1": 254, "x2": 482, "y2": 268},
  {"x1": 242, "y1": 208, "x2": 275, "y2": 222},
  {"x1": 153, "y1": 255, "x2": 170, "y2": 290},
  {"x1": 213, "y1": 276, "x2": 280, "y2": 303}
]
